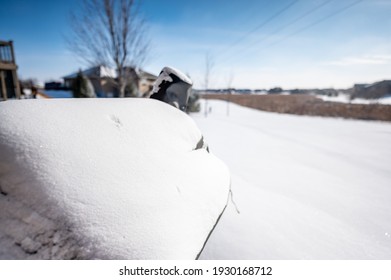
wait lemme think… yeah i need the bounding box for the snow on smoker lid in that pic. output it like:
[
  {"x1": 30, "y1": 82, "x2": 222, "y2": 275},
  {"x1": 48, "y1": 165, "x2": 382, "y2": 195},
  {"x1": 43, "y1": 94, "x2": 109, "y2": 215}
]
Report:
[{"x1": 153, "y1": 66, "x2": 193, "y2": 93}]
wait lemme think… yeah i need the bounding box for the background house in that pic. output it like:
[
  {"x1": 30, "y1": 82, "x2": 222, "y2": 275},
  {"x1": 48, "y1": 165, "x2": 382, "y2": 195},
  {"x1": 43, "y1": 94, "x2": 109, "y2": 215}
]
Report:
[
  {"x1": 63, "y1": 65, "x2": 157, "y2": 97},
  {"x1": 44, "y1": 81, "x2": 64, "y2": 90},
  {"x1": 353, "y1": 80, "x2": 391, "y2": 99},
  {"x1": 136, "y1": 69, "x2": 159, "y2": 97}
]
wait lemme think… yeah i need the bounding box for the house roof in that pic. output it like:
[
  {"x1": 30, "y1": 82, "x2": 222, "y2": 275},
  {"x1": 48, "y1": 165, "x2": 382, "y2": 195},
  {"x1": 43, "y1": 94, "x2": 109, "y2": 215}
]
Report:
[
  {"x1": 63, "y1": 65, "x2": 116, "y2": 79},
  {"x1": 366, "y1": 80, "x2": 391, "y2": 88},
  {"x1": 63, "y1": 65, "x2": 157, "y2": 80},
  {"x1": 137, "y1": 69, "x2": 158, "y2": 80}
]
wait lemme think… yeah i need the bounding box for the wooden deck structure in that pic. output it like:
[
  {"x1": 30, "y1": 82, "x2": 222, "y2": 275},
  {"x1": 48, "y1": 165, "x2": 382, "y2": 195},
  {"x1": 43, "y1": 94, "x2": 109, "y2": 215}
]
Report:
[{"x1": 0, "y1": 40, "x2": 21, "y2": 100}]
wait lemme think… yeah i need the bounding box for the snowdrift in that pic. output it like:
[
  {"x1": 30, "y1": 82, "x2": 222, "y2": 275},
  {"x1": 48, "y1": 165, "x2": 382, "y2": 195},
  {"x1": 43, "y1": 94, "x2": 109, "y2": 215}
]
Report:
[
  {"x1": 195, "y1": 100, "x2": 391, "y2": 259},
  {"x1": 0, "y1": 98, "x2": 230, "y2": 259}
]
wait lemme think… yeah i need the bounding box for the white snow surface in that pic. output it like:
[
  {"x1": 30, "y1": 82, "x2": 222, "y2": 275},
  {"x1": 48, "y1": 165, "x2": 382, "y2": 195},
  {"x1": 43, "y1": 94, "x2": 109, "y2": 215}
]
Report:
[
  {"x1": 317, "y1": 93, "x2": 391, "y2": 105},
  {"x1": 152, "y1": 66, "x2": 192, "y2": 94},
  {"x1": 194, "y1": 100, "x2": 391, "y2": 259},
  {"x1": 0, "y1": 98, "x2": 230, "y2": 259}
]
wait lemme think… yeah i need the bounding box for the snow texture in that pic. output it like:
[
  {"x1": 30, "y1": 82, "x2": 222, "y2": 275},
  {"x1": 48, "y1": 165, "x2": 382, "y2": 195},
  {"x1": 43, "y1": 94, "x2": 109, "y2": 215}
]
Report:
[
  {"x1": 0, "y1": 98, "x2": 230, "y2": 259},
  {"x1": 152, "y1": 66, "x2": 192, "y2": 94},
  {"x1": 195, "y1": 100, "x2": 391, "y2": 259},
  {"x1": 317, "y1": 94, "x2": 391, "y2": 105}
]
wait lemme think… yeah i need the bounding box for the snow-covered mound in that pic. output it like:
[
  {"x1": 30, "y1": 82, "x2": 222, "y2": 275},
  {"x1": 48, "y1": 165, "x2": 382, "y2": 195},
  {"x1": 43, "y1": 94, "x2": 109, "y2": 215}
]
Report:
[{"x1": 0, "y1": 98, "x2": 230, "y2": 259}]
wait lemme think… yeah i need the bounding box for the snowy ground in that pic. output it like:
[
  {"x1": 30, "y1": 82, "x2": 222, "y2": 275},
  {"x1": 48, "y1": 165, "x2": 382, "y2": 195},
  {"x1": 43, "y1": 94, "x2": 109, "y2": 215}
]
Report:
[
  {"x1": 194, "y1": 100, "x2": 391, "y2": 259},
  {"x1": 316, "y1": 93, "x2": 391, "y2": 105}
]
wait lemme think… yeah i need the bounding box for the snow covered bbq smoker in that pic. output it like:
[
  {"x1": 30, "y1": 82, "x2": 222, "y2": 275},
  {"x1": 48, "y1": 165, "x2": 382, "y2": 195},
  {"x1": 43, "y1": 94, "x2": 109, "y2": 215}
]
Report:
[
  {"x1": 150, "y1": 66, "x2": 193, "y2": 112},
  {"x1": 0, "y1": 69, "x2": 230, "y2": 259}
]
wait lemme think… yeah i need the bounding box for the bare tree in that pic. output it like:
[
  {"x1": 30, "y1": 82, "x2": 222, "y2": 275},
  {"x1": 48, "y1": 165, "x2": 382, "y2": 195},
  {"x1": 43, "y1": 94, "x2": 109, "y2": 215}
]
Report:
[
  {"x1": 203, "y1": 52, "x2": 214, "y2": 117},
  {"x1": 67, "y1": 0, "x2": 150, "y2": 98},
  {"x1": 225, "y1": 70, "x2": 234, "y2": 117},
  {"x1": 203, "y1": 52, "x2": 214, "y2": 92}
]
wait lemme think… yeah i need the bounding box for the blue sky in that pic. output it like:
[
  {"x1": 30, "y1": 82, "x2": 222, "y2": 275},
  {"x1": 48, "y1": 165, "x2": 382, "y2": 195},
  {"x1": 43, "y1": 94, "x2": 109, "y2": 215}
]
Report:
[{"x1": 1, "y1": 0, "x2": 390, "y2": 89}]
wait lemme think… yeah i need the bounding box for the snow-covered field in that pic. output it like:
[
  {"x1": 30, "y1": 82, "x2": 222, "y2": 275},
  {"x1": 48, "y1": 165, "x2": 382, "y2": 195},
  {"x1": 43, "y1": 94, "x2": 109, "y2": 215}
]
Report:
[
  {"x1": 194, "y1": 100, "x2": 391, "y2": 259},
  {"x1": 317, "y1": 93, "x2": 391, "y2": 105}
]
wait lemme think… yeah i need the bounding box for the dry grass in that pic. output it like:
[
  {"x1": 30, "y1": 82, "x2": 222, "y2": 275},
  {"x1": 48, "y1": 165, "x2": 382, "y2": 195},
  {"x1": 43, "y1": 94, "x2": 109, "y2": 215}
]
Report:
[{"x1": 204, "y1": 94, "x2": 391, "y2": 121}]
